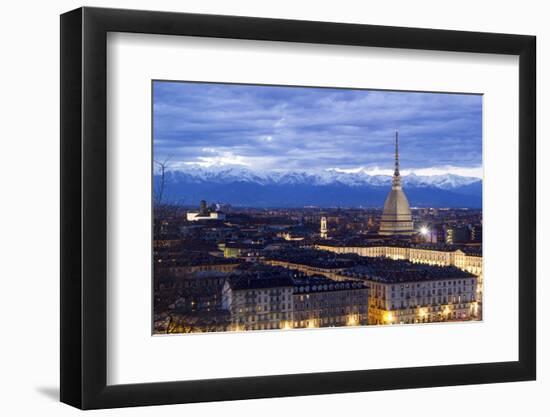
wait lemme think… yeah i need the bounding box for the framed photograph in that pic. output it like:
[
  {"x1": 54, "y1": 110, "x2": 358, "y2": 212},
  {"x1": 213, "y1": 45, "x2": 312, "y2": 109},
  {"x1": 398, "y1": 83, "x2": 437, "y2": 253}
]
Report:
[{"x1": 60, "y1": 6, "x2": 536, "y2": 409}]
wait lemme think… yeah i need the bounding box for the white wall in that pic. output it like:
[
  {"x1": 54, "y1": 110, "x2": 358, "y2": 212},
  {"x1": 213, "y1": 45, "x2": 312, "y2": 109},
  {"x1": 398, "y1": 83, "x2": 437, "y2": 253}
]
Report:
[{"x1": 0, "y1": 0, "x2": 545, "y2": 415}]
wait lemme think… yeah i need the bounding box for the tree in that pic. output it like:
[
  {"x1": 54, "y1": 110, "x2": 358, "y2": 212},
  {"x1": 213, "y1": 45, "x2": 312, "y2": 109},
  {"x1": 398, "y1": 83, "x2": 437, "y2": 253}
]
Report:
[{"x1": 153, "y1": 157, "x2": 170, "y2": 207}]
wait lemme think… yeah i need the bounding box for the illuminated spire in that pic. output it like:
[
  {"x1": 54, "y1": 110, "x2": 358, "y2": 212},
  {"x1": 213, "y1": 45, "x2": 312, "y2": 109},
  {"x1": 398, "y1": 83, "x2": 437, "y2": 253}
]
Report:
[
  {"x1": 392, "y1": 131, "x2": 401, "y2": 188},
  {"x1": 394, "y1": 131, "x2": 400, "y2": 175}
]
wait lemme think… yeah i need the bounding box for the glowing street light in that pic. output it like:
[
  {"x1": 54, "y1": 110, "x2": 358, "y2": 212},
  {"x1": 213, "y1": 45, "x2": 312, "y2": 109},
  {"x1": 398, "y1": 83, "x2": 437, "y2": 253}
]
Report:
[{"x1": 420, "y1": 226, "x2": 429, "y2": 236}]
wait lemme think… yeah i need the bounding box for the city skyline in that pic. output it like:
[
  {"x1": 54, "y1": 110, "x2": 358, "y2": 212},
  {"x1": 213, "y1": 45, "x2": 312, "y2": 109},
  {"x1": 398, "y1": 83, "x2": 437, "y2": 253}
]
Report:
[
  {"x1": 153, "y1": 81, "x2": 483, "y2": 178},
  {"x1": 153, "y1": 81, "x2": 483, "y2": 335}
]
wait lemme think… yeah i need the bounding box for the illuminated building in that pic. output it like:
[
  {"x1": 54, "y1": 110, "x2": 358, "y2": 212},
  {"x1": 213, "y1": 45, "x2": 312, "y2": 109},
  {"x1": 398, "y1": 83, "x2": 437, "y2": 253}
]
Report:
[
  {"x1": 367, "y1": 276, "x2": 479, "y2": 325},
  {"x1": 379, "y1": 132, "x2": 414, "y2": 236},
  {"x1": 320, "y1": 216, "x2": 328, "y2": 239},
  {"x1": 347, "y1": 258, "x2": 479, "y2": 325},
  {"x1": 470, "y1": 224, "x2": 483, "y2": 242},
  {"x1": 187, "y1": 200, "x2": 226, "y2": 221},
  {"x1": 314, "y1": 242, "x2": 483, "y2": 302},
  {"x1": 153, "y1": 235, "x2": 183, "y2": 249},
  {"x1": 222, "y1": 275, "x2": 294, "y2": 331},
  {"x1": 223, "y1": 243, "x2": 264, "y2": 259},
  {"x1": 445, "y1": 225, "x2": 471, "y2": 244},
  {"x1": 279, "y1": 231, "x2": 305, "y2": 241},
  {"x1": 367, "y1": 216, "x2": 375, "y2": 230},
  {"x1": 314, "y1": 242, "x2": 482, "y2": 277},
  {"x1": 292, "y1": 277, "x2": 368, "y2": 328},
  {"x1": 221, "y1": 271, "x2": 368, "y2": 331}
]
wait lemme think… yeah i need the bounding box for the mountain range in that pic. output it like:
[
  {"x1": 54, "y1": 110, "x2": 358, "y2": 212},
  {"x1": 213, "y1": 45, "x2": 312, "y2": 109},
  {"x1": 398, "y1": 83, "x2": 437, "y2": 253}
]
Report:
[{"x1": 156, "y1": 166, "x2": 482, "y2": 208}]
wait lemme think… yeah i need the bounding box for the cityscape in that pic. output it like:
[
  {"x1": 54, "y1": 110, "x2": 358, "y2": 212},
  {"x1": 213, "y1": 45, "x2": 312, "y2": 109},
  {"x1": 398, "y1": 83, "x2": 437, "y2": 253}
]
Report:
[{"x1": 153, "y1": 81, "x2": 482, "y2": 334}]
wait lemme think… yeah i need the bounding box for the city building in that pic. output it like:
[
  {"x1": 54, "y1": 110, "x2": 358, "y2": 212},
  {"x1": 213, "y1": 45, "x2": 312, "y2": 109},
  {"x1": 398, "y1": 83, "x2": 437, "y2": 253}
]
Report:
[
  {"x1": 379, "y1": 132, "x2": 415, "y2": 236},
  {"x1": 277, "y1": 225, "x2": 310, "y2": 241},
  {"x1": 187, "y1": 200, "x2": 226, "y2": 221},
  {"x1": 223, "y1": 242, "x2": 264, "y2": 260},
  {"x1": 222, "y1": 274, "x2": 294, "y2": 331},
  {"x1": 314, "y1": 241, "x2": 482, "y2": 278},
  {"x1": 154, "y1": 192, "x2": 483, "y2": 333},
  {"x1": 470, "y1": 224, "x2": 483, "y2": 242},
  {"x1": 445, "y1": 225, "x2": 472, "y2": 244},
  {"x1": 292, "y1": 277, "x2": 369, "y2": 328},
  {"x1": 155, "y1": 251, "x2": 241, "y2": 275},
  {"x1": 320, "y1": 216, "x2": 328, "y2": 239},
  {"x1": 221, "y1": 266, "x2": 369, "y2": 331},
  {"x1": 155, "y1": 271, "x2": 231, "y2": 312},
  {"x1": 314, "y1": 241, "x2": 483, "y2": 304},
  {"x1": 265, "y1": 248, "x2": 362, "y2": 282},
  {"x1": 344, "y1": 258, "x2": 479, "y2": 325}
]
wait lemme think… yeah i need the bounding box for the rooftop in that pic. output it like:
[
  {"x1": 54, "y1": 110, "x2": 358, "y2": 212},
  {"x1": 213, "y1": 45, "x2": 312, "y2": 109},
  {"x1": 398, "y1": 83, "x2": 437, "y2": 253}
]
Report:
[
  {"x1": 315, "y1": 239, "x2": 482, "y2": 255},
  {"x1": 224, "y1": 242, "x2": 265, "y2": 250},
  {"x1": 292, "y1": 276, "x2": 367, "y2": 294},
  {"x1": 342, "y1": 258, "x2": 475, "y2": 283},
  {"x1": 226, "y1": 267, "x2": 367, "y2": 292},
  {"x1": 267, "y1": 248, "x2": 361, "y2": 269},
  {"x1": 459, "y1": 246, "x2": 483, "y2": 256},
  {"x1": 155, "y1": 251, "x2": 240, "y2": 267},
  {"x1": 228, "y1": 275, "x2": 294, "y2": 290}
]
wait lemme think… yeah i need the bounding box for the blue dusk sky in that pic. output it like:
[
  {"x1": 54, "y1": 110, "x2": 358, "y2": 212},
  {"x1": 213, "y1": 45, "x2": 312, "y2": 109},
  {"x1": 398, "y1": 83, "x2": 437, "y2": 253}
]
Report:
[{"x1": 153, "y1": 81, "x2": 482, "y2": 178}]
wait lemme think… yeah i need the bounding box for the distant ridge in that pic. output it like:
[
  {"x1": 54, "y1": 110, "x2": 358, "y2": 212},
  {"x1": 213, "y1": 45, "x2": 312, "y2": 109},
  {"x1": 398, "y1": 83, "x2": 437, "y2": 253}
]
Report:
[{"x1": 156, "y1": 166, "x2": 482, "y2": 208}]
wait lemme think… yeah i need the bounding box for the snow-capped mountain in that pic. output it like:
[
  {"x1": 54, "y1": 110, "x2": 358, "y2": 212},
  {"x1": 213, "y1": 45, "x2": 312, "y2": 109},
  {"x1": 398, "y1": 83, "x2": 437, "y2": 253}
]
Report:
[
  {"x1": 156, "y1": 165, "x2": 482, "y2": 208},
  {"x1": 164, "y1": 166, "x2": 480, "y2": 190}
]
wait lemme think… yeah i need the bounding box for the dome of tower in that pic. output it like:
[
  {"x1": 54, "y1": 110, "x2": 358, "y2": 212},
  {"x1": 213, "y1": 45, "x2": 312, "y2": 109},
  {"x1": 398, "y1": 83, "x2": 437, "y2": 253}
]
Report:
[{"x1": 379, "y1": 188, "x2": 414, "y2": 235}]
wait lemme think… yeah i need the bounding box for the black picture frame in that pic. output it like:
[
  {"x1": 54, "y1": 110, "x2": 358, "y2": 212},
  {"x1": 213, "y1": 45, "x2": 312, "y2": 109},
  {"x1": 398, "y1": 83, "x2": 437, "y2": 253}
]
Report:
[{"x1": 60, "y1": 6, "x2": 536, "y2": 410}]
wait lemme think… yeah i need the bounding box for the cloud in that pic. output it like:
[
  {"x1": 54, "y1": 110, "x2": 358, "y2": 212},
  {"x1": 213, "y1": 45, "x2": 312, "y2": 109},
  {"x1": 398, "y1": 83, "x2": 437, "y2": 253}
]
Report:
[
  {"x1": 153, "y1": 81, "x2": 482, "y2": 176},
  {"x1": 185, "y1": 151, "x2": 250, "y2": 167}
]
